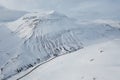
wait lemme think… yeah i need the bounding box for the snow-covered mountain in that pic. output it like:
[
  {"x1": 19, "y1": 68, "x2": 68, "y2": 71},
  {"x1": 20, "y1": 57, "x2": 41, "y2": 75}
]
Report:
[
  {"x1": 0, "y1": 5, "x2": 26, "y2": 22},
  {"x1": 9, "y1": 39, "x2": 120, "y2": 80},
  {"x1": 0, "y1": 11, "x2": 120, "y2": 80}
]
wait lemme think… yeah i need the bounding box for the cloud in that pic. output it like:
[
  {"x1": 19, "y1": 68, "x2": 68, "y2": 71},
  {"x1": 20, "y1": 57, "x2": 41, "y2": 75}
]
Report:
[
  {"x1": 0, "y1": 5, "x2": 26, "y2": 22},
  {"x1": 0, "y1": 0, "x2": 82, "y2": 11},
  {"x1": 0, "y1": 0, "x2": 120, "y2": 19},
  {"x1": 0, "y1": 0, "x2": 119, "y2": 11}
]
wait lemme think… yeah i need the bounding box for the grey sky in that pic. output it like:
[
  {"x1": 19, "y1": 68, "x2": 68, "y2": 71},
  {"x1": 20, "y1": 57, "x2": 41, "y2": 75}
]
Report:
[
  {"x1": 0, "y1": 0, "x2": 119, "y2": 10},
  {"x1": 0, "y1": 0, "x2": 120, "y2": 20}
]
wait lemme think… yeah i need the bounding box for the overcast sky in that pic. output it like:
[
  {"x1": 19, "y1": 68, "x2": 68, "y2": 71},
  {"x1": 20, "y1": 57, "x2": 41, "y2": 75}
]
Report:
[
  {"x1": 0, "y1": 0, "x2": 120, "y2": 20},
  {"x1": 0, "y1": 0, "x2": 119, "y2": 10}
]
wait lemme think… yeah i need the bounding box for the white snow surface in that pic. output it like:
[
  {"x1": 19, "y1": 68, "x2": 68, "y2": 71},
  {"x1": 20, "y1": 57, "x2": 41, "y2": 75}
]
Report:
[
  {"x1": 0, "y1": 11, "x2": 120, "y2": 80},
  {"x1": 9, "y1": 39, "x2": 120, "y2": 80}
]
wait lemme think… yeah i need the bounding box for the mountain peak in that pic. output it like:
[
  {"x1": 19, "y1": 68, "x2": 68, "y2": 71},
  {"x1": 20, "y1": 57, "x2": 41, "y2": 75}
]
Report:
[
  {"x1": 7, "y1": 11, "x2": 76, "y2": 39},
  {"x1": 20, "y1": 10, "x2": 67, "y2": 21}
]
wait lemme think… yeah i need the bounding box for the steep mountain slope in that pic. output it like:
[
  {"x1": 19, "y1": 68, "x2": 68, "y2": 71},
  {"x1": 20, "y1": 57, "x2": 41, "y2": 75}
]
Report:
[
  {"x1": 0, "y1": 11, "x2": 120, "y2": 80},
  {"x1": 0, "y1": 5, "x2": 26, "y2": 22},
  {"x1": 10, "y1": 39, "x2": 120, "y2": 80}
]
